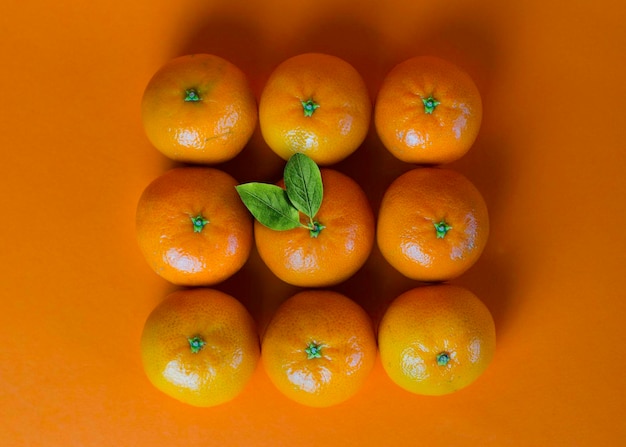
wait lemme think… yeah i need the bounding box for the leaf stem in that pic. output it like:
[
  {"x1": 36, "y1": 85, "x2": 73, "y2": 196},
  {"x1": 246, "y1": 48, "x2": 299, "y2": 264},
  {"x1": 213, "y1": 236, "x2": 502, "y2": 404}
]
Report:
[{"x1": 308, "y1": 221, "x2": 325, "y2": 238}]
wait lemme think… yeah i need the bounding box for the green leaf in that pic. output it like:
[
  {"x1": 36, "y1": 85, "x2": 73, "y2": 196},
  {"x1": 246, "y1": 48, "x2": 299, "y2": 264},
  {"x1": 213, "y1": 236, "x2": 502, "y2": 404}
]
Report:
[
  {"x1": 235, "y1": 183, "x2": 302, "y2": 231},
  {"x1": 283, "y1": 153, "x2": 323, "y2": 220}
]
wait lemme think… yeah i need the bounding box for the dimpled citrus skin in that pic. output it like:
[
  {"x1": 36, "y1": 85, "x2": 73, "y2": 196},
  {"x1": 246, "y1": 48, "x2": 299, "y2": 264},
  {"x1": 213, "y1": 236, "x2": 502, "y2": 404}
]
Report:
[
  {"x1": 261, "y1": 290, "x2": 377, "y2": 407},
  {"x1": 141, "y1": 54, "x2": 257, "y2": 164},
  {"x1": 374, "y1": 56, "x2": 482, "y2": 164},
  {"x1": 376, "y1": 167, "x2": 489, "y2": 282},
  {"x1": 136, "y1": 167, "x2": 253, "y2": 286},
  {"x1": 140, "y1": 288, "x2": 260, "y2": 407},
  {"x1": 259, "y1": 53, "x2": 371, "y2": 165},
  {"x1": 254, "y1": 169, "x2": 375, "y2": 287},
  {"x1": 378, "y1": 284, "x2": 496, "y2": 396}
]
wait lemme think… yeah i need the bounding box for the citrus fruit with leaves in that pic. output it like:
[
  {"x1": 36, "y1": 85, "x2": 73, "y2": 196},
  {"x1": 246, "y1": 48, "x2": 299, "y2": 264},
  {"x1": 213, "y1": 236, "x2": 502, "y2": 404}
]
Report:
[
  {"x1": 140, "y1": 288, "x2": 260, "y2": 407},
  {"x1": 258, "y1": 53, "x2": 371, "y2": 165},
  {"x1": 376, "y1": 167, "x2": 489, "y2": 282},
  {"x1": 378, "y1": 284, "x2": 496, "y2": 395},
  {"x1": 236, "y1": 154, "x2": 374, "y2": 287},
  {"x1": 141, "y1": 53, "x2": 257, "y2": 164},
  {"x1": 374, "y1": 56, "x2": 482, "y2": 164},
  {"x1": 136, "y1": 167, "x2": 253, "y2": 286},
  {"x1": 261, "y1": 290, "x2": 377, "y2": 407}
]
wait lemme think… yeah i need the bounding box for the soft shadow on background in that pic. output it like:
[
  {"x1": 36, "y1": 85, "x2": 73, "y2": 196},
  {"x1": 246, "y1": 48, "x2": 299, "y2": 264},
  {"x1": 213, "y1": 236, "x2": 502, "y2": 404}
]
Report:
[
  {"x1": 176, "y1": 13, "x2": 284, "y2": 185},
  {"x1": 416, "y1": 17, "x2": 516, "y2": 335}
]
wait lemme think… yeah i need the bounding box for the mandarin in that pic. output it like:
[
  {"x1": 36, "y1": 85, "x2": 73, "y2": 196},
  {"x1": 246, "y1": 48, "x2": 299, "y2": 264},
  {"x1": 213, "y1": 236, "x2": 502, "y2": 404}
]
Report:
[
  {"x1": 141, "y1": 54, "x2": 257, "y2": 164},
  {"x1": 140, "y1": 288, "x2": 260, "y2": 407},
  {"x1": 375, "y1": 56, "x2": 482, "y2": 164},
  {"x1": 259, "y1": 53, "x2": 371, "y2": 165},
  {"x1": 262, "y1": 290, "x2": 377, "y2": 407},
  {"x1": 376, "y1": 167, "x2": 489, "y2": 282},
  {"x1": 136, "y1": 167, "x2": 253, "y2": 286},
  {"x1": 253, "y1": 168, "x2": 374, "y2": 287},
  {"x1": 378, "y1": 284, "x2": 496, "y2": 395}
]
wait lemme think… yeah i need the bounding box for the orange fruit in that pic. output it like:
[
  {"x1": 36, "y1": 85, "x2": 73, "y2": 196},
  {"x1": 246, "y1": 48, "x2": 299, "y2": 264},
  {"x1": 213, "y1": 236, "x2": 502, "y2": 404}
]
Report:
[
  {"x1": 376, "y1": 167, "x2": 489, "y2": 282},
  {"x1": 136, "y1": 167, "x2": 253, "y2": 286},
  {"x1": 254, "y1": 168, "x2": 375, "y2": 287},
  {"x1": 140, "y1": 288, "x2": 260, "y2": 407},
  {"x1": 258, "y1": 53, "x2": 371, "y2": 165},
  {"x1": 261, "y1": 290, "x2": 377, "y2": 407},
  {"x1": 141, "y1": 54, "x2": 257, "y2": 164},
  {"x1": 374, "y1": 56, "x2": 482, "y2": 164},
  {"x1": 378, "y1": 284, "x2": 496, "y2": 395}
]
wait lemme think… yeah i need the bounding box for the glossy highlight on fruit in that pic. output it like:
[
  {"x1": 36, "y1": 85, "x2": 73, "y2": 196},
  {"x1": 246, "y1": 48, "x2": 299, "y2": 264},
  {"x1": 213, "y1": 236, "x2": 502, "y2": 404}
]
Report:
[
  {"x1": 254, "y1": 168, "x2": 375, "y2": 287},
  {"x1": 375, "y1": 56, "x2": 482, "y2": 164},
  {"x1": 262, "y1": 290, "x2": 377, "y2": 407},
  {"x1": 378, "y1": 284, "x2": 496, "y2": 395},
  {"x1": 377, "y1": 167, "x2": 489, "y2": 282},
  {"x1": 259, "y1": 53, "x2": 371, "y2": 165},
  {"x1": 136, "y1": 167, "x2": 253, "y2": 285},
  {"x1": 140, "y1": 288, "x2": 260, "y2": 407},
  {"x1": 141, "y1": 53, "x2": 257, "y2": 164}
]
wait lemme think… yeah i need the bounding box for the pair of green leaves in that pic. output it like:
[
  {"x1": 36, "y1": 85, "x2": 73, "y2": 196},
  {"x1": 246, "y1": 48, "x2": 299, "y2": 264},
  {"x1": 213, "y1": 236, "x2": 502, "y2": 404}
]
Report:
[{"x1": 235, "y1": 153, "x2": 325, "y2": 237}]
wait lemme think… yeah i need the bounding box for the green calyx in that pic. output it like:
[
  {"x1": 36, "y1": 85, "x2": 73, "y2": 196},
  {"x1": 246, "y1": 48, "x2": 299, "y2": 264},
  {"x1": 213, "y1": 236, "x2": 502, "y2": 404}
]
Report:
[
  {"x1": 434, "y1": 219, "x2": 452, "y2": 239},
  {"x1": 188, "y1": 336, "x2": 206, "y2": 354},
  {"x1": 308, "y1": 221, "x2": 325, "y2": 238},
  {"x1": 436, "y1": 352, "x2": 451, "y2": 366},
  {"x1": 191, "y1": 214, "x2": 209, "y2": 233},
  {"x1": 305, "y1": 341, "x2": 324, "y2": 359},
  {"x1": 184, "y1": 88, "x2": 201, "y2": 102},
  {"x1": 302, "y1": 99, "x2": 320, "y2": 117},
  {"x1": 422, "y1": 95, "x2": 440, "y2": 114}
]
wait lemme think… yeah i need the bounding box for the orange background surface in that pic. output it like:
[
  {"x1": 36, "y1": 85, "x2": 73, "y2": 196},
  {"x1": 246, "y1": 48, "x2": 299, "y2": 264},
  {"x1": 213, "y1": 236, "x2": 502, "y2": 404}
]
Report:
[{"x1": 2, "y1": 0, "x2": 626, "y2": 445}]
